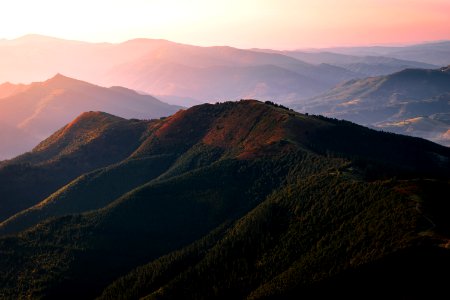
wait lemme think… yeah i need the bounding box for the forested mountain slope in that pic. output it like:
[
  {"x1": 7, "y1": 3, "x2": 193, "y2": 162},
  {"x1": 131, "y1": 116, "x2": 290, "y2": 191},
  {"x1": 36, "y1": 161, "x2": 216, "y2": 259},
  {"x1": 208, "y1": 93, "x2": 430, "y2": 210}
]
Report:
[{"x1": 0, "y1": 100, "x2": 448, "y2": 299}]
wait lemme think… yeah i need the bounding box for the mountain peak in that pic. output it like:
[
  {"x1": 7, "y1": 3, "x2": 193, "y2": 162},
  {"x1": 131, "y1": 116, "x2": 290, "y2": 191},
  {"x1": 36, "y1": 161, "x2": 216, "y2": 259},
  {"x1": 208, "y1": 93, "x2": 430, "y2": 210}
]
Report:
[
  {"x1": 47, "y1": 73, "x2": 74, "y2": 82},
  {"x1": 12, "y1": 34, "x2": 85, "y2": 45},
  {"x1": 52, "y1": 72, "x2": 67, "y2": 79},
  {"x1": 41, "y1": 73, "x2": 91, "y2": 88},
  {"x1": 32, "y1": 111, "x2": 127, "y2": 155},
  {"x1": 63, "y1": 111, "x2": 124, "y2": 132}
]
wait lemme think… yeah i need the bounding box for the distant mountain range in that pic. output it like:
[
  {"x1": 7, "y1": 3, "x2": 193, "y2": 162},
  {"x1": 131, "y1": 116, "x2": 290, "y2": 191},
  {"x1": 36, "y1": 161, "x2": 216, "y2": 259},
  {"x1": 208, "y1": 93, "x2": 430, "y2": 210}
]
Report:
[
  {"x1": 320, "y1": 41, "x2": 450, "y2": 66},
  {"x1": 292, "y1": 66, "x2": 450, "y2": 146},
  {"x1": 253, "y1": 48, "x2": 437, "y2": 77},
  {"x1": 0, "y1": 100, "x2": 449, "y2": 299},
  {"x1": 1, "y1": 36, "x2": 449, "y2": 152},
  {"x1": 0, "y1": 74, "x2": 180, "y2": 160},
  {"x1": 0, "y1": 35, "x2": 447, "y2": 105}
]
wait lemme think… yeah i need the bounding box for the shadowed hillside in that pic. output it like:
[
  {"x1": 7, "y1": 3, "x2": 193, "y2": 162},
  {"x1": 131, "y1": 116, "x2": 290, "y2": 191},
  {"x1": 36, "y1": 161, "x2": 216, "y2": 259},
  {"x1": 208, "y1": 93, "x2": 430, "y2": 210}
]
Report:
[
  {"x1": 0, "y1": 100, "x2": 449, "y2": 299},
  {"x1": 0, "y1": 112, "x2": 151, "y2": 223}
]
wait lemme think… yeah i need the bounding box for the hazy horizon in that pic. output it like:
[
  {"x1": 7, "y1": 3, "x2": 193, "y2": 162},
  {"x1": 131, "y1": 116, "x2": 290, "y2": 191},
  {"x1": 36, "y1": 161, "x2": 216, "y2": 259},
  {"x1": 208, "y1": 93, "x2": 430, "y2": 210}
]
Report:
[
  {"x1": 1, "y1": 33, "x2": 449, "y2": 53},
  {"x1": 0, "y1": 0, "x2": 449, "y2": 49}
]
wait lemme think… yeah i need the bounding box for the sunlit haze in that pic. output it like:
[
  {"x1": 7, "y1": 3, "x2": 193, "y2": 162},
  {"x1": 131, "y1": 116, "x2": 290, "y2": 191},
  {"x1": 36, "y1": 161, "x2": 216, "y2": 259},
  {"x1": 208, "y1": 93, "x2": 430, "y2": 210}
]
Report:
[{"x1": 0, "y1": 0, "x2": 449, "y2": 48}]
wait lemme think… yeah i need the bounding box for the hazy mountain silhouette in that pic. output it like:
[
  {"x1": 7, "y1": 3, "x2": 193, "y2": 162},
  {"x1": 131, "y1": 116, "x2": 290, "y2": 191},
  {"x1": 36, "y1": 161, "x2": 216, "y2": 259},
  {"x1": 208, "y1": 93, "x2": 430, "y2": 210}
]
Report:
[
  {"x1": 253, "y1": 49, "x2": 437, "y2": 77},
  {"x1": 0, "y1": 82, "x2": 29, "y2": 98},
  {"x1": 0, "y1": 74, "x2": 180, "y2": 160},
  {"x1": 0, "y1": 35, "x2": 164, "y2": 85},
  {"x1": 293, "y1": 66, "x2": 450, "y2": 145},
  {"x1": 322, "y1": 41, "x2": 450, "y2": 66},
  {"x1": 1, "y1": 35, "x2": 445, "y2": 106},
  {"x1": 0, "y1": 122, "x2": 40, "y2": 160},
  {"x1": 0, "y1": 100, "x2": 448, "y2": 299},
  {"x1": 102, "y1": 42, "x2": 360, "y2": 102},
  {"x1": 0, "y1": 35, "x2": 348, "y2": 103}
]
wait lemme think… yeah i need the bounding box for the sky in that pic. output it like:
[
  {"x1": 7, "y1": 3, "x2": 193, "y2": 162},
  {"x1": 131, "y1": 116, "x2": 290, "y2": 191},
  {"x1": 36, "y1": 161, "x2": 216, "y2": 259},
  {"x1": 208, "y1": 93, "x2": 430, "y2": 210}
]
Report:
[{"x1": 0, "y1": 0, "x2": 449, "y2": 49}]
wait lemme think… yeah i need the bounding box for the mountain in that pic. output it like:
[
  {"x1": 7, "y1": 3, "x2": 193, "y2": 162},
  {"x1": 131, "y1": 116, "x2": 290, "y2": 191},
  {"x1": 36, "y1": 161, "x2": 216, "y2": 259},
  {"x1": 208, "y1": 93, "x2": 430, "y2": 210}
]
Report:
[
  {"x1": 375, "y1": 114, "x2": 450, "y2": 146},
  {"x1": 254, "y1": 48, "x2": 437, "y2": 77},
  {"x1": 334, "y1": 57, "x2": 437, "y2": 77},
  {"x1": 101, "y1": 43, "x2": 359, "y2": 103},
  {"x1": 0, "y1": 122, "x2": 40, "y2": 160},
  {"x1": 322, "y1": 40, "x2": 450, "y2": 66},
  {"x1": 0, "y1": 35, "x2": 374, "y2": 105},
  {"x1": 0, "y1": 111, "x2": 150, "y2": 223},
  {"x1": 0, "y1": 82, "x2": 29, "y2": 98},
  {"x1": 0, "y1": 35, "x2": 160, "y2": 85},
  {"x1": 0, "y1": 74, "x2": 180, "y2": 160},
  {"x1": 293, "y1": 67, "x2": 450, "y2": 146},
  {"x1": 105, "y1": 62, "x2": 326, "y2": 103},
  {"x1": 1, "y1": 35, "x2": 445, "y2": 106},
  {"x1": 0, "y1": 100, "x2": 449, "y2": 299}
]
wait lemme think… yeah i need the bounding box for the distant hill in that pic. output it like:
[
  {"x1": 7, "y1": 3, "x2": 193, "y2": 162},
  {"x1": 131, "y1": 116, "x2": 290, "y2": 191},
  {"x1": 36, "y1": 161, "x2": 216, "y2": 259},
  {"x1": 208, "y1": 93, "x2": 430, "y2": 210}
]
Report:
[
  {"x1": 0, "y1": 74, "x2": 180, "y2": 160},
  {"x1": 3, "y1": 35, "x2": 444, "y2": 106},
  {"x1": 375, "y1": 114, "x2": 450, "y2": 146},
  {"x1": 101, "y1": 42, "x2": 360, "y2": 103},
  {"x1": 0, "y1": 82, "x2": 29, "y2": 98},
  {"x1": 0, "y1": 122, "x2": 39, "y2": 160},
  {"x1": 253, "y1": 48, "x2": 438, "y2": 77},
  {"x1": 292, "y1": 67, "x2": 450, "y2": 146},
  {"x1": 0, "y1": 100, "x2": 449, "y2": 299},
  {"x1": 0, "y1": 35, "x2": 158, "y2": 85},
  {"x1": 0, "y1": 35, "x2": 353, "y2": 104},
  {"x1": 322, "y1": 41, "x2": 450, "y2": 66}
]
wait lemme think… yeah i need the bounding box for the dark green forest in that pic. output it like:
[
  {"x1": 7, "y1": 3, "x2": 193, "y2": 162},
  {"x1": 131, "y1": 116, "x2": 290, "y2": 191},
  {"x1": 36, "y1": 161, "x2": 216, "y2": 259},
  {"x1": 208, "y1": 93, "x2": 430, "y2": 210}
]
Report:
[{"x1": 0, "y1": 100, "x2": 449, "y2": 299}]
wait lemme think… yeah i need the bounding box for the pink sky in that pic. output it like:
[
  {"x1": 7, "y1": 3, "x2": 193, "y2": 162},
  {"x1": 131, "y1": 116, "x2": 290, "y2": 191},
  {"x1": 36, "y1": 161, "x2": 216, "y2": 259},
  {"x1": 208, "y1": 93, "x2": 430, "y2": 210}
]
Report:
[{"x1": 0, "y1": 0, "x2": 449, "y2": 49}]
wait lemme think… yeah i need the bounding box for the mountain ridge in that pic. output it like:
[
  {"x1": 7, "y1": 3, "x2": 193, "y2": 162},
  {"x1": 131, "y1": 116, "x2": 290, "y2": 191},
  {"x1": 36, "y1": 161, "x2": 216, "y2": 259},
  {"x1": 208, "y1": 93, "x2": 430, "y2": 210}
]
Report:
[
  {"x1": 0, "y1": 110, "x2": 152, "y2": 223},
  {"x1": 0, "y1": 74, "x2": 180, "y2": 160},
  {"x1": 0, "y1": 100, "x2": 448, "y2": 299},
  {"x1": 2, "y1": 35, "x2": 446, "y2": 107},
  {"x1": 292, "y1": 66, "x2": 450, "y2": 146},
  {"x1": 4, "y1": 98, "x2": 446, "y2": 232}
]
